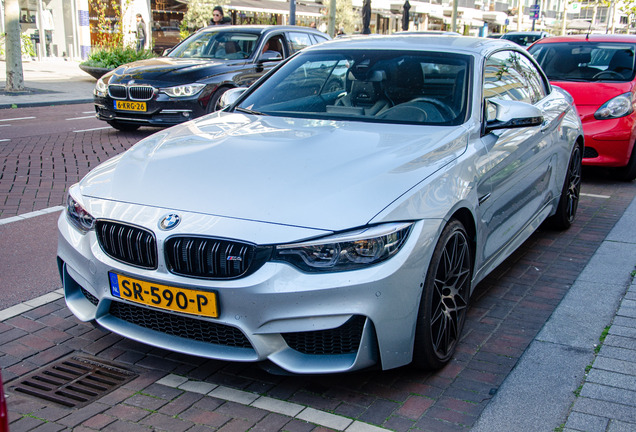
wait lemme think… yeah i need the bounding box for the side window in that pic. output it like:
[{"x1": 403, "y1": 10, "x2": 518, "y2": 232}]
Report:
[
  {"x1": 288, "y1": 32, "x2": 313, "y2": 53},
  {"x1": 517, "y1": 54, "x2": 548, "y2": 102},
  {"x1": 484, "y1": 50, "x2": 534, "y2": 104},
  {"x1": 311, "y1": 34, "x2": 329, "y2": 45},
  {"x1": 262, "y1": 36, "x2": 285, "y2": 57}
]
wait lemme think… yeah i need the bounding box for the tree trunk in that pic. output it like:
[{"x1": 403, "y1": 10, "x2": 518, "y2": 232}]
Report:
[{"x1": 4, "y1": 0, "x2": 25, "y2": 92}]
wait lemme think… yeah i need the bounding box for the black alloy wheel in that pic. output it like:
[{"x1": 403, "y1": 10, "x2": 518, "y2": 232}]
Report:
[
  {"x1": 414, "y1": 219, "x2": 472, "y2": 370},
  {"x1": 549, "y1": 143, "x2": 582, "y2": 229}
]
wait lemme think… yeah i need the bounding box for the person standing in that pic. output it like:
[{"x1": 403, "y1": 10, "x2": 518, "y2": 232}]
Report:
[
  {"x1": 211, "y1": 6, "x2": 224, "y2": 25},
  {"x1": 135, "y1": 13, "x2": 146, "y2": 52}
]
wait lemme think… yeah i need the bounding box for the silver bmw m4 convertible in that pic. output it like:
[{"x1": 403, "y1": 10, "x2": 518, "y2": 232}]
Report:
[{"x1": 58, "y1": 35, "x2": 584, "y2": 374}]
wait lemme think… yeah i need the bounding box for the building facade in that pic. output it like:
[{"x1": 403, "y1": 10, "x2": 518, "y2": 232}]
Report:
[{"x1": 0, "y1": 0, "x2": 632, "y2": 61}]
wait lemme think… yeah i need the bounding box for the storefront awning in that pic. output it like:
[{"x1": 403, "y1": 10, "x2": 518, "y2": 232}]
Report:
[{"x1": 227, "y1": 0, "x2": 323, "y2": 17}]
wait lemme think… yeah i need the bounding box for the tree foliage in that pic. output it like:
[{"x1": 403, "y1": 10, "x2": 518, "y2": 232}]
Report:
[
  {"x1": 180, "y1": 0, "x2": 228, "y2": 37},
  {"x1": 326, "y1": 0, "x2": 357, "y2": 34}
]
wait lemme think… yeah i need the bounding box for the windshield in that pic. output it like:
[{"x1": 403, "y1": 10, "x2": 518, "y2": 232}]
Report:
[
  {"x1": 502, "y1": 33, "x2": 544, "y2": 47},
  {"x1": 237, "y1": 49, "x2": 471, "y2": 126},
  {"x1": 529, "y1": 42, "x2": 636, "y2": 82},
  {"x1": 168, "y1": 30, "x2": 259, "y2": 60}
]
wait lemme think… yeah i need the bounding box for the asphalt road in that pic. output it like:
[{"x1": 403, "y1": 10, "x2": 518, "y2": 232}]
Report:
[{"x1": 2, "y1": 103, "x2": 636, "y2": 431}]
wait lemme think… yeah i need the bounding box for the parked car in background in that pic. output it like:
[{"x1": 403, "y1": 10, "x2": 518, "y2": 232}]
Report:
[
  {"x1": 93, "y1": 25, "x2": 329, "y2": 131},
  {"x1": 395, "y1": 31, "x2": 462, "y2": 35},
  {"x1": 59, "y1": 35, "x2": 583, "y2": 374},
  {"x1": 502, "y1": 31, "x2": 549, "y2": 47},
  {"x1": 529, "y1": 35, "x2": 636, "y2": 180},
  {"x1": 0, "y1": 369, "x2": 8, "y2": 432},
  {"x1": 152, "y1": 25, "x2": 181, "y2": 54}
]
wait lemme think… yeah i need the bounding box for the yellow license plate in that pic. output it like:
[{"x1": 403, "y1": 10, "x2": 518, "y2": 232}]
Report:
[
  {"x1": 114, "y1": 100, "x2": 146, "y2": 112},
  {"x1": 108, "y1": 272, "x2": 218, "y2": 318}
]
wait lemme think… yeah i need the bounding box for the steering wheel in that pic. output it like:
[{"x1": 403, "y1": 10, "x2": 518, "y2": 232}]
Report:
[
  {"x1": 593, "y1": 70, "x2": 623, "y2": 80},
  {"x1": 410, "y1": 97, "x2": 456, "y2": 118}
]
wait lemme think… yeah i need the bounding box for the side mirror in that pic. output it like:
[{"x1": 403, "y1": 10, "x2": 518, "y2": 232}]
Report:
[
  {"x1": 260, "y1": 51, "x2": 283, "y2": 62},
  {"x1": 219, "y1": 87, "x2": 248, "y2": 109},
  {"x1": 162, "y1": 47, "x2": 173, "y2": 56},
  {"x1": 485, "y1": 99, "x2": 544, "y2": 134}
]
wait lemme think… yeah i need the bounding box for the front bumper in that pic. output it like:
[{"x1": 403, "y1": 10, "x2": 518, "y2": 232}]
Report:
[
  {"x1": 57, "y1": 199, "x2": 438, "y2": 374},
  {"x1": 94, "y1": 92, "x2": 210, "y2": 127},
  {"x1": 578, "y1": 105, "x2": 636, "y2": 167}
]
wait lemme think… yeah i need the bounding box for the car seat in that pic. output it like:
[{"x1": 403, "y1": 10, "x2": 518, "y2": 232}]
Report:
[
  {"x1": 609, "y1": 49, "x2": 635, "y2": 79},
  {"x1": 334, "y1": 70, "x2": 390, "y2": 115}
]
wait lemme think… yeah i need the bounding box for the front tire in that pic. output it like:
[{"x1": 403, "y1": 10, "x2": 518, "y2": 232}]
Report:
[
  {"x1": 413, "y1": 219, "x2": 472, "y2": 370},
  {"x1": 548, "y1": 143, "x2": 582, "y2": 230},
  {"x1": 207, "y1": 87, "x2": 230, "y2": 113},
  {"x1": 614, "y1": 143, "x2": 636, "y2": 182}
]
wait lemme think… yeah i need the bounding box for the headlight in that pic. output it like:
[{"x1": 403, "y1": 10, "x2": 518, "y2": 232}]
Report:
[
  {"x1": 274, "y1": 222, "x2": 413, "y2": 272},
  {"x1": 66, "y1": 193, "x2": 95, "y2": 233},
  {"x1": 94, "y1": 77, "x2": 108, "y2": 97},
  {"x1": 161, "y1": 83, "x2": 206, "y2": 98},
  {"x1": 594, "y1": 92, "x2": 634, "y2": 119}
]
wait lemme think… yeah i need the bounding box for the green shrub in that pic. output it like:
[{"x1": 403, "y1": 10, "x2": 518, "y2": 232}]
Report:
[{"x1": 81, "y1": 46, "x2": 156, "y2": 69}]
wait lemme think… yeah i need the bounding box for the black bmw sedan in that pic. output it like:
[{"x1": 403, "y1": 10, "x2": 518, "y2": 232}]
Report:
[{"x1": 93, "y1": 25, "x2": 329, "y2": 131}]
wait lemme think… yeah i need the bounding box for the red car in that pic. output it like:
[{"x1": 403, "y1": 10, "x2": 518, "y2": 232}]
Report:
[
  {"x1": 0, "y1": 370, "x2": 7, "y2": 432},
  {"x1": 529, "y1": 35, "x2": 636, "y2": 180}
]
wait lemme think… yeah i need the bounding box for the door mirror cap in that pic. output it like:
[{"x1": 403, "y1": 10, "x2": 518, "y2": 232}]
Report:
[
  {"x1": 485, "y1": 99, "x2": 544, "y2": 133},
  {"x1": 219, "y1": 87, "x2": 248, "y2": 109}
]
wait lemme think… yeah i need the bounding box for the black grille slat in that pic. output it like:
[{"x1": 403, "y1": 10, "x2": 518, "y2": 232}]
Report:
[
  {"x1": 129, "y1": 86, "x2": 154, "y2": 101},
  {"x1": 165, "y1": 237, "x2": 269, "y2": 279},
  {"x1": 96, "y1": 221, "x2": 157, "y2": 269},
  {"x1": 81, "y1": 288, "x2": 99, "y2": 306},
  {"x1": 282, "y1": 316, "x2": 366, "y2": 355},
  {"x1": 108, "y1": 85, "x2": 127, "y2": 99},
  {"x1": 109, "y1": 301, "x2": 252, "y2": 348}
]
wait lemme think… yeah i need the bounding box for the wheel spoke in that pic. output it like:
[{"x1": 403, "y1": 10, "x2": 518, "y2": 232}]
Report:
[{"x1": 430, "y1": 230, "x2": 471, "y2": 357}]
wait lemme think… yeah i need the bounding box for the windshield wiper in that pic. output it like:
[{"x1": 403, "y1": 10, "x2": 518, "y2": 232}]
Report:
[
  {"x1": 549, "y1": 77, "x2": 590, "y2": 82},
  {"x1": 234, "y1": 107, "x2": 267, "y2": 116}
]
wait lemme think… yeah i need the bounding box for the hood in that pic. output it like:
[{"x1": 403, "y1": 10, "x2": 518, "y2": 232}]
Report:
[
  {"x1": 553, "y1": 80, "x2": 635, "y2": 107},
  {"x1": 106, "y1": 57, "x2": 246, "y2": 84},
  {"x1": 79, "y1": 114, "x2": 468, "y2": 231}
]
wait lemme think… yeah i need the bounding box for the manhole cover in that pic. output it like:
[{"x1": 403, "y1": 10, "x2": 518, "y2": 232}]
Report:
[{"x1": 12, "y1": 354, "x2": 138, "y2": 408}]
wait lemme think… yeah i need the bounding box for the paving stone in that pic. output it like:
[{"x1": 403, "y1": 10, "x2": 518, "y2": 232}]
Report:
[
  {"x1": 573, "y1": 398, "x2": 636, "y2": 424},
  {"x1": 580, "y1": 383, "x2": 636, "y2": 407},
  {"x1": 296, "y1": 407, "x2": 352, "y2": 430},
  {"x1": 565, "y1": 411, "x2": 609, "y2": 432},
  {"x1": 593, "y1": 356, "x2": 636, "y2": 376},
  {"x1": 608, "y1": 419, "x2": 636, "y2": 432},
  {"x1": 597, "y1": 345, "x2": 636, "y2": 363},
  {"x1": 140, "y1": 412, "x2": 194, "y2": 432},
  {"x1": 586, "y1": 369, "x2": 636, "y2": 391}
]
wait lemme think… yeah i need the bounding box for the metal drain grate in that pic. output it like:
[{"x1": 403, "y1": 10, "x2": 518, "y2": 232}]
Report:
[{"x1": 12, "y1": 354, "x2": 138, "y2": 408}]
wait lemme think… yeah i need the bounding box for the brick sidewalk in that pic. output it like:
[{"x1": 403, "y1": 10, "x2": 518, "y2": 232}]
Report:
[{"x1": 563, "y1": 278, "x2": 636, "y2": 431}]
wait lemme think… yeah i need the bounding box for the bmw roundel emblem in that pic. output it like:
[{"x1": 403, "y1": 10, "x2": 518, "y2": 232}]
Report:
[{"x1": 159, "y1": 214, "x2": 181, "y2": 230}]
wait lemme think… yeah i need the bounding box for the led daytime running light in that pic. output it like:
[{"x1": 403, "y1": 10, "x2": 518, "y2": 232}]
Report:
[
  {"x1": 275, "y1": 223, "x2": 413, "y2": 272},
  {"x1": 66, "y1": 194, "x2": 95, "y2": 233}
]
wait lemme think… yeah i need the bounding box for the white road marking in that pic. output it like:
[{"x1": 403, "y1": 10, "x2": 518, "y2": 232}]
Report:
[
  {"x1": 66, "y1": 116, "x2": 96, "y2": 121},
  {"x1": 0, "y1": 139, "x2": 10, "y2": 142},
  {"x1": 74, "y1": 126, "x2": 111, "y2": 133},
  {"x1": 581, "y1": 193, "x2": 611, "y2": 199},
  {"x1": 0, "y1": 206, "x2": 64, "y2": 226},
  {"x1": 0, "y1": 116, "x2": 36, "y2": 122}
]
